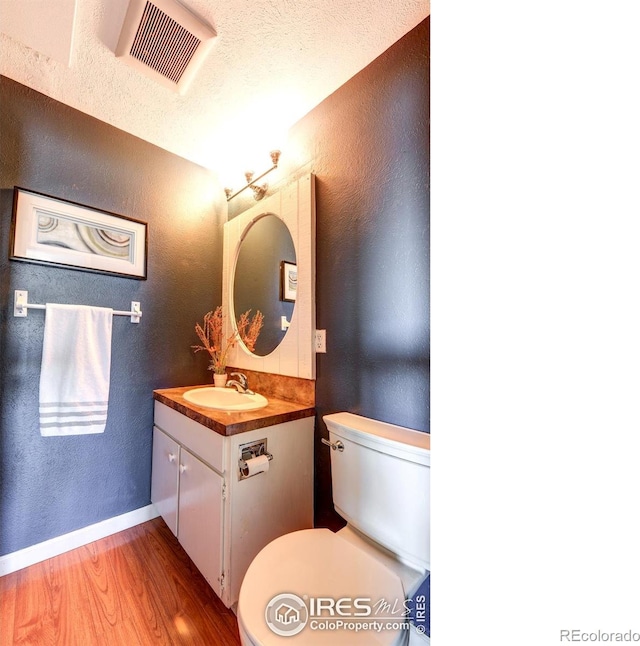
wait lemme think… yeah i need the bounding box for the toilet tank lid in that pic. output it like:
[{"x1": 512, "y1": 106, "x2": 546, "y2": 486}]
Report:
[{"x1": 324, "y1": 412, "x2": 430, "y2": 466}]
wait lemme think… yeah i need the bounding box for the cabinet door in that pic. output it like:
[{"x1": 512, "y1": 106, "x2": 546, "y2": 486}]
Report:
[
  {"x1": 151, "y1": 426, "x2": 180, "y2": 535},
  {"x1": 178, "y1": 448, "x2": 224, "y2": 597}
]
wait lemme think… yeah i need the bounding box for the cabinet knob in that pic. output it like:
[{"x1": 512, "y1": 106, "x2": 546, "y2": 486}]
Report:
[
  {"x1": 179, "y1": 464, "x2": 187, "y2": 473},
  {"x1": 168, "y1": 453, "x2": 176, "y2": 463}
]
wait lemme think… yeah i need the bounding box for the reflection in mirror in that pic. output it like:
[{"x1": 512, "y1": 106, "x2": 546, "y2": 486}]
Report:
[{"x1": 232, "y1": 214, "x2": 296, "y2": 357}]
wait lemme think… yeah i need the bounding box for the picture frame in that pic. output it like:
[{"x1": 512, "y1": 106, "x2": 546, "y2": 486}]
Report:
[
  {"x1": 280, "y1": 260, "x2": 297, "y2": 302},
  {"x1": 10, "y1": 187, "x2": 148, "y2": 280}
]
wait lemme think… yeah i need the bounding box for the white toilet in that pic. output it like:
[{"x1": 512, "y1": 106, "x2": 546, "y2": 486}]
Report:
[{"x1": 237, "y1": 412, "x2": 430, "y2": 645}]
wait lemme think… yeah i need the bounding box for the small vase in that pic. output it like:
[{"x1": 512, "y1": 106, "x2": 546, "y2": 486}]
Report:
[{"x1": 213, "y1": 373, "x2": 228, "y2": 388}]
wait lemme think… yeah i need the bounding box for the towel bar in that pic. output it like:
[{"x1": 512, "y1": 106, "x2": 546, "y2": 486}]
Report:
[{"x1": 13, "y1": 290, "x2": 142, "y2": 323}]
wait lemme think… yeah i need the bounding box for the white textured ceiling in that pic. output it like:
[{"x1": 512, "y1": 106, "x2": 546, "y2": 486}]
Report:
[{"x1": 0, "y1": 0, "x2": 429, "y2": 178}]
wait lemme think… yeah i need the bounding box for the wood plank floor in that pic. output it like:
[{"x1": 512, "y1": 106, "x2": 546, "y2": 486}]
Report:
[{"x1": 0, "y1": 517, "x2": 241, "y2": 645}]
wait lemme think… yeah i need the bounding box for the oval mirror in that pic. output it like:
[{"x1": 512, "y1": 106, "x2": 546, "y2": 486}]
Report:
[{"x1": 232, "y1": 213, "x2": 296, "y2": 357}]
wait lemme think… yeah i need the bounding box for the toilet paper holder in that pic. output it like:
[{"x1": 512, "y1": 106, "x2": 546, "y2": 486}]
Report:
[{"x1": 238, "y1": 439, "x2": 273, "y2": 480}]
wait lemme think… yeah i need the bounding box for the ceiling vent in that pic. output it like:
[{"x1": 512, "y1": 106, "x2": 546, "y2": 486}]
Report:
[{"x1": 116, "y1": 0, "x2": 216, "y2": 94}]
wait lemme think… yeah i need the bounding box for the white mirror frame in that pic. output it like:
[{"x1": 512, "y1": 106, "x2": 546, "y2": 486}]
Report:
[{"x1": 222, "y1": 173, "x2": 316, "y2": 379}]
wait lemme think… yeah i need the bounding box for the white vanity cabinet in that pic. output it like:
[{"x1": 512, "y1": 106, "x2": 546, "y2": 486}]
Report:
[
  {"x1": 151, "y1": 425, "x2": 180, "y2": 535},
  {"x1": 176, "y1": 444, "x2": 224, "y2": 597},
  {"x1": 151, "y1": 400, "x2": 314, "y2": 608},
  {"x1": 151, "y1": 422, "x2": 225, "y2": 598}
]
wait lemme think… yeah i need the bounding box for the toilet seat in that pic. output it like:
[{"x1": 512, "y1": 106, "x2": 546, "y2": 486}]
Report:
[{"x1": 237, "y1": 528, "x2": 408, "y2": 645}]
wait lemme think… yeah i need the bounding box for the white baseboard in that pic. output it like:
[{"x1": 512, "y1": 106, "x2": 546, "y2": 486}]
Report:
[{"x1": 0, "y1": 504, "x2": 160, "y2": 577}]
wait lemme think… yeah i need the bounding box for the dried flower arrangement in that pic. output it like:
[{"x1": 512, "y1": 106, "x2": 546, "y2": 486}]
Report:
[{"x1": 192, "y1": 306, "x2": 264, "y2": 375}]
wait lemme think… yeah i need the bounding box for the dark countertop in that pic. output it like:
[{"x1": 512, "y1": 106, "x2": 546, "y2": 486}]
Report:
[{"x1": 153, "y1": 385, "x2": 316, "y2": 436}]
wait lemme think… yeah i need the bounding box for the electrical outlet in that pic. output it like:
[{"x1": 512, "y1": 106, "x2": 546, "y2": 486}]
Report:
[{"x1": 314, "y1": 329, "x2": 327, "y2": 353}]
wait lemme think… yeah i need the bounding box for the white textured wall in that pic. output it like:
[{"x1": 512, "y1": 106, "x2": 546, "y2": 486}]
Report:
[{"x1": 0, "y1": 0, "x2": 429, "y2": 175}]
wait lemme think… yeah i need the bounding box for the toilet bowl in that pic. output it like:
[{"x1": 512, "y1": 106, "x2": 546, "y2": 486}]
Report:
[
  {"x1": 237, "y1": 412, "x2": 430, "y2": 645},
  {"x1": 238, "y1": 529, "x2": 410, "y2": 645}
]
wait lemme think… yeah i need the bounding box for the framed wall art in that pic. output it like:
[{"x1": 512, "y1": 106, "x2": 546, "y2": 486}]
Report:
[
  {"x1": 10, "y1": 188, "x2": 148, "y2": 279},
  {"x1": 280, "y1": 260, "x2": 297, "y2": 302}
]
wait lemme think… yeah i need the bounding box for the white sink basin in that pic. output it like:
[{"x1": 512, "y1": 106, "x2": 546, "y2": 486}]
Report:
[{"x1": 183, "y1": 387, "x2": 268, "y2": 411}]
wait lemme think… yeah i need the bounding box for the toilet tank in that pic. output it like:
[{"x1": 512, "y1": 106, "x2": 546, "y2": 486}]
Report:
[{"x1": 324, "y1": 412, "x2": 430, "y2": 572}]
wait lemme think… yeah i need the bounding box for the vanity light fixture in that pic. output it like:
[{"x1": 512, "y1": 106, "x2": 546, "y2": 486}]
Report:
[{"x1": 224, "y1": 150, "x2": 281, "y2": 202}]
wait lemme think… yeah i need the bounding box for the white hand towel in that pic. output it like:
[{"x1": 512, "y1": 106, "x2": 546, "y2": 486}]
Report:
[{"x1": 39, "y1": 304, "x2": 113, "y2": 436}]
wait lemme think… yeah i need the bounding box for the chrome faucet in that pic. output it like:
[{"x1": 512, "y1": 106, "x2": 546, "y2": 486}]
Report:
[{"x1": 226, "y1": 372, "x2": 254, "y2": 395}]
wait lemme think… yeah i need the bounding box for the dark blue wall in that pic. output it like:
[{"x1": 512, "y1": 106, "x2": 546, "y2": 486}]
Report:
[
  {"x1": 287, "y1": 18, "x2": 430, "y2": 527},
  {"x1": 229, "y1": 18, "x2": 429, "y2": 528},
  {"x1": 0, "y1": 76, "x2": 225, "y2": 555}
]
